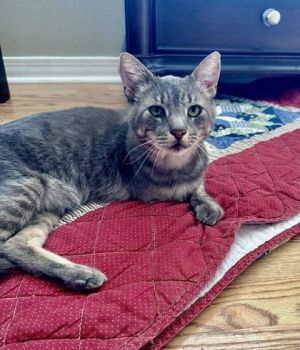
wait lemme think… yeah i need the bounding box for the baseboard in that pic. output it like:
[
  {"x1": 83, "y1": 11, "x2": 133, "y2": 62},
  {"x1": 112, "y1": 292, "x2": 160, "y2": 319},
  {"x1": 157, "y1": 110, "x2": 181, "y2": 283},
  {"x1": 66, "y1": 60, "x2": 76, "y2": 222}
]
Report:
[{"x1": 3, "y1": 56, "x2": 121, "y2": 83}]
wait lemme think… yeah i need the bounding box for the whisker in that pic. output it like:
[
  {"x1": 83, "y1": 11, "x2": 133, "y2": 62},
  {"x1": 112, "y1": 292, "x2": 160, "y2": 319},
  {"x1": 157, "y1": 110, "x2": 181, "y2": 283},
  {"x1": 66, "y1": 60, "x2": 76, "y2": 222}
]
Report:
[
  {"x1": 123, "y1": 140, "x2": 153, "y2": 163},
  {"x1": 160, "y1": 149, "x2": 164, "y2": 160},
  {"x1": 151, "y1": 147, "x2": 162, "y2": 177},
  {"x1": 192, "y1": 145, "x2": 200, "y2": 160},
  {"x1": 134, "y1": 146, "x2": 156, "y2": 178},
  {"x1": 196, "y1": 143, "x2": 218, "y2": 160},
  {"x1": 196, "y1": 143, "x2": 208, "y2": 156},
  {"x1": 127, "y1": 146, "x2": 153, "y2": 165},
  {"x1": 156, "y1": 136, "x2": 167, "y2": 141}
]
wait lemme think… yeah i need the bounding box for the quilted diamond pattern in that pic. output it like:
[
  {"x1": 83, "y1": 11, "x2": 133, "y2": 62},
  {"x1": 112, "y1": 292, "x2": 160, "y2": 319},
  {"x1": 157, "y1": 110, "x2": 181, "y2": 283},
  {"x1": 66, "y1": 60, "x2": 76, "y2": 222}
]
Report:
[{"x1": 0, "y1": 130, "x2": 300, "y2": 350}]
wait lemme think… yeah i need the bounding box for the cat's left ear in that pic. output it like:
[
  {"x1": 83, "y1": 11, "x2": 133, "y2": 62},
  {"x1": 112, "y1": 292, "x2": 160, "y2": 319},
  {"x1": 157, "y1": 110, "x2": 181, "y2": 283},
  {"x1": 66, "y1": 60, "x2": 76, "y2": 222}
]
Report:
[
  {"x1": 119, "y1": 53, "x2": 154, "y2": 103},
  {"x1": 191, "y1": 52, "x2": 221, "y2": 97}
]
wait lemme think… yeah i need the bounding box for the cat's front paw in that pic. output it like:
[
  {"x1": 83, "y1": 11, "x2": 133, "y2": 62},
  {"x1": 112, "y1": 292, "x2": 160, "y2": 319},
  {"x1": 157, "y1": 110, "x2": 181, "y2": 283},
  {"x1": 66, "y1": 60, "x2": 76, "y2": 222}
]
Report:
[
  {"x1": 60, "y1": 264, "x2": 107, "y2": 291},
  {"x1": 193, "y1": 200, "x2": 224, "y2": 226}
]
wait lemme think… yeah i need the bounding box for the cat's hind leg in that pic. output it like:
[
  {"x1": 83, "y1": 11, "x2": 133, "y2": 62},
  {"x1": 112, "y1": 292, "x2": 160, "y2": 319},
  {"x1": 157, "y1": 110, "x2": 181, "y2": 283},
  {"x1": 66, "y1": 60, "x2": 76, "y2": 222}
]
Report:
[
  {"x1": 0, "y1": 177, "x2": 45, "y2": 241},
  {"x1": 0, "y1": 175, "x2": 106, "y2": 289},
  {"x1": 0, "y1": 176, "x2": 45, "y2": 275},
  {"x1": 3, "y1": 213, "x2": 107, "y2": 290},
  {"x1": 0, "y1": 174, "x2": 81, "y2": 242}
]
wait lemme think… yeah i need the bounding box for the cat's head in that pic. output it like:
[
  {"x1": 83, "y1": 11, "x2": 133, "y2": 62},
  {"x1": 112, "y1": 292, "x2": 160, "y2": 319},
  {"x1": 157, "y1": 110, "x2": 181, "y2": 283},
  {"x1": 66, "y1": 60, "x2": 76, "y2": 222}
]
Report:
[{"x1": 119, "y1": 52, "x2": 221, "y2": 167}]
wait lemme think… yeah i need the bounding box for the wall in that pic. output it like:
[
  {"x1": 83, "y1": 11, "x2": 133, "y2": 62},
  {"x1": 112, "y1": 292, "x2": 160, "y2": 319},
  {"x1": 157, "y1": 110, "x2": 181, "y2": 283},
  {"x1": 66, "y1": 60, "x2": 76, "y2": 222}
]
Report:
[{"x1": 0, "y1": 0, "x2": 125, "y2": 56}]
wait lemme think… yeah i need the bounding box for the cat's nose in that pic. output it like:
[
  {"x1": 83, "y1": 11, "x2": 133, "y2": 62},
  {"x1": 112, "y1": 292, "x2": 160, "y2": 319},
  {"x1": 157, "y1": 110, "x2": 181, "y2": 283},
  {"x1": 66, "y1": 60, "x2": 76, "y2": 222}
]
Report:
[{"x1": 170, "y1": 129, "x2": 187, "y2": 140}]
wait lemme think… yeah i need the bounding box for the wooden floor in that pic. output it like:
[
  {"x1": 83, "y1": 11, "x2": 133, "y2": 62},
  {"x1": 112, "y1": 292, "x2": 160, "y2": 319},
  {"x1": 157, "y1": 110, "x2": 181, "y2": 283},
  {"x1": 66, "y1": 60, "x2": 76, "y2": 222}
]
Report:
[{"x1": 1, "y1": 84, "x2": 300, "y2": 350}]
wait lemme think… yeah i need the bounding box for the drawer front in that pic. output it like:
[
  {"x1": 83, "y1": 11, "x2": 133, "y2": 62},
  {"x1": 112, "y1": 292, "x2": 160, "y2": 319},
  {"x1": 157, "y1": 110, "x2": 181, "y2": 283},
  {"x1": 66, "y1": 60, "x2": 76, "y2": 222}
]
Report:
[{"x1": 155, "y1": 0, "x2": 300, "y2": 53}]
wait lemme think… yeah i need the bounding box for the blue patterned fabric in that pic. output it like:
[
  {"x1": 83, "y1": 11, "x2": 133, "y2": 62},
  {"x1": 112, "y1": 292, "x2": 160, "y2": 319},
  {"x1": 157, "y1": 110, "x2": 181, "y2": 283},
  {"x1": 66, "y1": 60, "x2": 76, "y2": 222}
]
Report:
[{"x1": 207, "y1": 98, "x2": 300, "y2": 149}]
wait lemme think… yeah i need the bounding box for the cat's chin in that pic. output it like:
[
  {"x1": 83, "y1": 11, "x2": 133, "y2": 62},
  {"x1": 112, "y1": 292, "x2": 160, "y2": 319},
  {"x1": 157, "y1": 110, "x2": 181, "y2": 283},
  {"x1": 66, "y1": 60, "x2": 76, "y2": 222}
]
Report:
[
  {"x1": 169, "y1": 143, "x2": 186, "y2": 152},
  {"x1": 168, "y1": 146, "x2": 189, "y2": 155},
  {"x1": 152, "y1": 145, "x2": 195, "y2": 170},
  {"x1": 161, "y1": 142, "x2": 196, "y2": 157}
]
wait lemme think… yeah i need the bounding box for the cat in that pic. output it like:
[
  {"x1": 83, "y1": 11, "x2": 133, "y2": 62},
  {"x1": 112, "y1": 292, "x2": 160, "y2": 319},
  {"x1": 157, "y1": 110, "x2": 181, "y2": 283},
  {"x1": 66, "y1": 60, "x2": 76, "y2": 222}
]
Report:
[{"x1": 0, "y1": 52, "x2": 223, "y2": 290}]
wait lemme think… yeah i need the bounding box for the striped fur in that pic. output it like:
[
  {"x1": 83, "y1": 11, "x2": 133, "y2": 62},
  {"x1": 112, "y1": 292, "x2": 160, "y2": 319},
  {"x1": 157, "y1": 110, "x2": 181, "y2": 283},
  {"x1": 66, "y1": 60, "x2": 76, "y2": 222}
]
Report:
[{"x1": 0, "y1": 52, "x2": 223, "y2": 290}]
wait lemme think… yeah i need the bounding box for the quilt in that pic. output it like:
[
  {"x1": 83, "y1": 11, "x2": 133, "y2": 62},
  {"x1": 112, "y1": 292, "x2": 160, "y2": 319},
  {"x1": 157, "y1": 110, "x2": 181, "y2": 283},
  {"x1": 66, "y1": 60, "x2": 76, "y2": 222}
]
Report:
[{"x1": 0, "y1": 98, "x2": 299, "y2": 350}]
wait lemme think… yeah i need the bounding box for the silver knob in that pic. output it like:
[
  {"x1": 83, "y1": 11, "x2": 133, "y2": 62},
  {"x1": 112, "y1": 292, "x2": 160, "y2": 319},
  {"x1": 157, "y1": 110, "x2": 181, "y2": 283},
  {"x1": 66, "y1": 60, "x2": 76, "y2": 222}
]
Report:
[{"x1": 262, "y1": 8, "x2": 281, "y2": 26}]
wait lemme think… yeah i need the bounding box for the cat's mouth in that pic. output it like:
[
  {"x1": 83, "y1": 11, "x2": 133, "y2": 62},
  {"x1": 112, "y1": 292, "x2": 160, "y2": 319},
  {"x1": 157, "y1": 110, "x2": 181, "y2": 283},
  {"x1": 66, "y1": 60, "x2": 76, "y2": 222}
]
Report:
[{"x1": 169, "y1": 141, "x2": 187, "y2": 152}]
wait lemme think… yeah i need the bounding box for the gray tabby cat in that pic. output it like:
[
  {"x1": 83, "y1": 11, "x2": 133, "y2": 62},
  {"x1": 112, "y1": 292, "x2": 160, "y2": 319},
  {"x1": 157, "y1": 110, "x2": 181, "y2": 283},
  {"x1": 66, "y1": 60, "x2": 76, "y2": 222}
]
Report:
[{"x1": 0, "y1": 52, "x2": 223, "y2": 290}]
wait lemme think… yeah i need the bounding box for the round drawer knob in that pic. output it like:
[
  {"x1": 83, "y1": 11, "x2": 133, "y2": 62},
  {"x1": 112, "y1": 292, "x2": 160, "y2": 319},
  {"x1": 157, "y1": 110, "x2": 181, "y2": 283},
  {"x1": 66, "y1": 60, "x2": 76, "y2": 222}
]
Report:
[{"x1": 262, "y1": 8, "x2": 281, "y2": 26}]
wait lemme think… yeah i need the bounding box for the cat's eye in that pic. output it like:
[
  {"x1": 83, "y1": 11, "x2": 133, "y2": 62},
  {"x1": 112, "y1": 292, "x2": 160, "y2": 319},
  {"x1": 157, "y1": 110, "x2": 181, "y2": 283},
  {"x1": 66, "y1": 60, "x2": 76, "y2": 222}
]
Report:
[
  {"x1": 149, "y1": 105, "x2": 165, "y2": 118},
  {"x1": 188, "y1": 105, "x2": 203, "y2": 118}
]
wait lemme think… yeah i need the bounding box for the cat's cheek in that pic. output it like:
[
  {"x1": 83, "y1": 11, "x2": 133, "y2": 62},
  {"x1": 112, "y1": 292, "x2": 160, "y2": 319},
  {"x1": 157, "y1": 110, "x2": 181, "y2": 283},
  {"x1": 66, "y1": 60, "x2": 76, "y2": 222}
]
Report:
[
  {"x1": 137, "y1": 130, "x2": 143, "y2": 137},
  {"x1": 197, "y1": 134, "x2": 206, "y2": 143},
  {"x1": 198, "y1": 128, "x2": 210, "y2": 141},
  {"x1": 136, "y1": 126, "x2": 146, "y2": 138},
  {"x1": 145, "y1": 130, "x2": 157, "y2": 142},
  {"x1": 131, "y1": 117, "x2": 146, "y2": 138}
]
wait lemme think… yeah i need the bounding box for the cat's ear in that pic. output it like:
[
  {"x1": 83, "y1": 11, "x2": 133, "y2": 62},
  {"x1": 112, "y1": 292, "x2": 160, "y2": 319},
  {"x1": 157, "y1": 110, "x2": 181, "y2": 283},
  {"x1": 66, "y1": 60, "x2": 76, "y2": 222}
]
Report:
[
  {"x1": 119, "y1": 53, "x2": 154, "y2": 102},
  {"x1": 191, "y1": 52, "x2": 221, "y2": 97}
]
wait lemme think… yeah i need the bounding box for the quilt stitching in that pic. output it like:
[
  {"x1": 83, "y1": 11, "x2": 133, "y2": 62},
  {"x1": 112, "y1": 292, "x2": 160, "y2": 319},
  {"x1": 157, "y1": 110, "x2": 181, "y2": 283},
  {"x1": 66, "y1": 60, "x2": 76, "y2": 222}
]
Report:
[
  {"x1": 119, "y1": 220, "x2": 237, "y2": 349},
  {"x1": 77, "y1": 207, "x2": 106, "y2": 350},
  {"x1": 117, "y1": 129, "x2": 300, "y2": 349},
  {"x1": 281, "y1": 135, "x2": 300, "y2": 169},
  {"x1": 148, "y1": 223, "x2": 300, "y2": 350},
  {"x1": 2, "y1": 275, "x2": 25, "y2": 346},
  {"x1": 250, "y1": 145, "x2": 281, "y2": 219},
  {"x1": 1, "y1": 125, "x2": 300, "y2": 349},
  {"x1": 150, "y1": 210, "x2": 159, "y2": 318}
]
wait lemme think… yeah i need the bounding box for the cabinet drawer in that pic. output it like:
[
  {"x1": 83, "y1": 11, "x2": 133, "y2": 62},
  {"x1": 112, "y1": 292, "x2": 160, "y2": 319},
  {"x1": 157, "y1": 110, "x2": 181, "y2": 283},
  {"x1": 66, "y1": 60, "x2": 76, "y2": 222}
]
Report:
[{"x1": 155, "y1": 0, "x2": 300, "y2": 54}]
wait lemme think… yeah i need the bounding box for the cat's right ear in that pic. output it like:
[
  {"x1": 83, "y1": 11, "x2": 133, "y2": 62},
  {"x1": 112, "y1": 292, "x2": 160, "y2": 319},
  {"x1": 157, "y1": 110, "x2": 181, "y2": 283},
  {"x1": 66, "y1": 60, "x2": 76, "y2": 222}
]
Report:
[{"x1": 119, "y1": 53, "x2": 154, "y2": 103}]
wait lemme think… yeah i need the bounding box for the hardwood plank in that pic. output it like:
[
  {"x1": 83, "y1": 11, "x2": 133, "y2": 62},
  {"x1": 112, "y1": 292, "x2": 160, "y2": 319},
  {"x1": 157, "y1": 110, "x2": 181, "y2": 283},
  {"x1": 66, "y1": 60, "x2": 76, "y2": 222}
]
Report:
[
  {"x1": 165, "y1": 325, "x2": 300, "y2": 350},
  {"x1": 165, "y1": 238, "x2": 300, "y2": 349},
  {"x1": 0, "y1": 84, "x2": 299, "y2": 349},
  {"x1": 0, "y1": 83, "x2": 127, "y2": 124}
]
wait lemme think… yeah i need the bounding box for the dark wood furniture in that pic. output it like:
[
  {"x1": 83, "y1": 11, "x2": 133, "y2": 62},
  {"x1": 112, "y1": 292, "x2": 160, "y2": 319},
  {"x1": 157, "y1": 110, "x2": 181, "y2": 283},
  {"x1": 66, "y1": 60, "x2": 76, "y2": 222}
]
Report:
[
  {"x1": 0, "y1": 46, "x2": 10, "y2": 103},
  {"x1": 125, "y1": 0, "x2": 300, "y2": 82}
]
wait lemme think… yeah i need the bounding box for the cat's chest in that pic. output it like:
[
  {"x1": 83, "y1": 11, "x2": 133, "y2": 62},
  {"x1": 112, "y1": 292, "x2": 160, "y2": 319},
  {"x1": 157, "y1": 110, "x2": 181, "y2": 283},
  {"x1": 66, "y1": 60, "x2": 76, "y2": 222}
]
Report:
[
  {"x1": 157, "y1": 180, "x2": 199, "y2": 200},
  {"x1": 85, "y1": 171, "x2": 130, "y2": 203},
  {"x1": 137, "y1": 178, "x2": 201, "y2": 202}
]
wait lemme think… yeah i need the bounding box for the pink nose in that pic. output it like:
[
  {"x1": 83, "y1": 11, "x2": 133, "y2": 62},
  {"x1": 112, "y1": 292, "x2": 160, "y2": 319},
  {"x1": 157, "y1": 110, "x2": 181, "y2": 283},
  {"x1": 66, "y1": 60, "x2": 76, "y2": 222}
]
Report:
[{"x1": 171, "y1": 129, "x2": 186, "y2": 140}]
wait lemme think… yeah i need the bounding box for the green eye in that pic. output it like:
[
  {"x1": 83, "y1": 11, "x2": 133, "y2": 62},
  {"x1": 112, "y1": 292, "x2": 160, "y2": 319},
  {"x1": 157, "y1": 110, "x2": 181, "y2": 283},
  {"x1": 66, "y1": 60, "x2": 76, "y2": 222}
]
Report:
[
  {"x1": 188, "y1": 105, "x2": 203, "y2": 118},
  {"x1": 149, "y1": 105, "x2": 165, "y2": 118}
]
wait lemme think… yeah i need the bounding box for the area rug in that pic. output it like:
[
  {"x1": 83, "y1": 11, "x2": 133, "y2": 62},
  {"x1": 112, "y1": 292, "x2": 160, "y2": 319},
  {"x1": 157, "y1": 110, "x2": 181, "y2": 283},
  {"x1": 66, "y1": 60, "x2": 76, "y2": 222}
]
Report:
[{"x1": 0, "y1": 98, "x2": 299, "y2": 350}]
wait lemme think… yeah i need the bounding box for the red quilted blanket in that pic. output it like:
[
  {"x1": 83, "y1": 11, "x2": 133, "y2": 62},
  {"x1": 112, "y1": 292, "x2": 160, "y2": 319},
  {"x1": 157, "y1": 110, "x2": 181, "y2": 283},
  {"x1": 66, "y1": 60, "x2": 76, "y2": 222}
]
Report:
[{"x1": 1, "y1": 129, "x2": 299, "y2": 350}]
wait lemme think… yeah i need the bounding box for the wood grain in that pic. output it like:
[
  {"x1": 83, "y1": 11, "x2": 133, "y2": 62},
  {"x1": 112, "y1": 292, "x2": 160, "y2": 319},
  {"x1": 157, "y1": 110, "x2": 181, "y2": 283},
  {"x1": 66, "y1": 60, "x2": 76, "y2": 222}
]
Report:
[
  {"x1": 1, "y1": 84, "x2": 299, "y2": 350},
  {"x1": 165, "y1": 238, "x2": 300, "y2": 350},
  {"x1": 0, "y1": 83, "x2": 127, "y2": 124}
]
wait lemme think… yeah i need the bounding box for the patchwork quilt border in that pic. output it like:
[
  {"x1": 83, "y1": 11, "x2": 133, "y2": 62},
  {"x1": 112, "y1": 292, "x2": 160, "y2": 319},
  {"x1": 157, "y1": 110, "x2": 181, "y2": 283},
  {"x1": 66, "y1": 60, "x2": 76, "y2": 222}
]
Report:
[
  {"x1": 207, "y1": 95, "x2": 300, "y2": 161},
  {"x1": 206, "y1": 118, "x2": 300, "y2": 161},
  {"x1": 217, "y1": 95, "x2": 300, "y2": 112}
]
